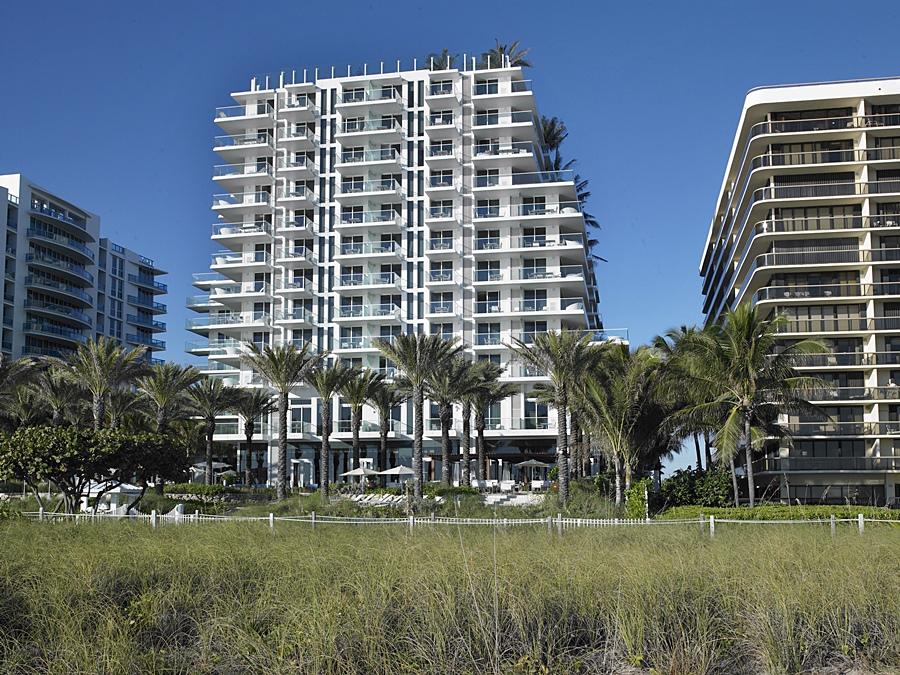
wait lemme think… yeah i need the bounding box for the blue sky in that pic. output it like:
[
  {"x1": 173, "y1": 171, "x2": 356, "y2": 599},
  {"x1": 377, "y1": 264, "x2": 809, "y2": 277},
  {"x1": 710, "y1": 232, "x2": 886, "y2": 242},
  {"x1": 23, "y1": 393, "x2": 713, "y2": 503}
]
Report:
[{"x1": 3, "y1": 0, "x2": 900, "y2": 466}]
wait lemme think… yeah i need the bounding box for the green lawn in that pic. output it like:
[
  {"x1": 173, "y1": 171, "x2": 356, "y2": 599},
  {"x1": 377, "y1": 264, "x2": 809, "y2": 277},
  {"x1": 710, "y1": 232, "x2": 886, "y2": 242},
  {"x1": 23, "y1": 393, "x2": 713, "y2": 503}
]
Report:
[{"x1": 1, "y1": 520, "x2": 898, "y2": 674}]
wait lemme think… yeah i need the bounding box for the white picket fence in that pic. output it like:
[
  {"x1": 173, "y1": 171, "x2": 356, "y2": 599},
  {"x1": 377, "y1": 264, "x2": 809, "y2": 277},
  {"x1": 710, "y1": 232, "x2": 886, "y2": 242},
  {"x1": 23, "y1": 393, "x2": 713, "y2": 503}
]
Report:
[{"x1": 18, "y1": 508, "x2": 898, "y2": 535}]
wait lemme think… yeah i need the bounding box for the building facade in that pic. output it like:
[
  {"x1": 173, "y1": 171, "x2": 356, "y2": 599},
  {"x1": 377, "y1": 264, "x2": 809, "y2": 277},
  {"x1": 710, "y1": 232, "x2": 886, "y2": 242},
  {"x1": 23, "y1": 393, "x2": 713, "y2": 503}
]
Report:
[
  {"x1": 700, "y1": 78, "x2": 900, "y2": 505},
  {"x1": 0, "y1": 174, "x2": 167, "y2": 362},
  {"x1": 187, "y1": 61, "x2": 614, "y2": 487}
]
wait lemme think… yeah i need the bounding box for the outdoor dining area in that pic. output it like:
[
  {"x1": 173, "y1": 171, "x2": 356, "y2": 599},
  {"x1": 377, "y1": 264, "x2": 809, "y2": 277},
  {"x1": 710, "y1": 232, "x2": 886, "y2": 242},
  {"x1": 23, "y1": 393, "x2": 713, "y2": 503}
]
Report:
[{"x1": 471, "y1": 458, "x2": 552, "y2": 493}]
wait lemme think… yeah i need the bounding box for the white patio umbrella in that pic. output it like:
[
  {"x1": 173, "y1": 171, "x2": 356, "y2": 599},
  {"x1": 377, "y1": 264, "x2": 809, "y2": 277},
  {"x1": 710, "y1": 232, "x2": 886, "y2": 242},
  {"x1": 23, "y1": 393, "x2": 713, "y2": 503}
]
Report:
[
  {"x1": 377, "y1": 465, "x2": 415, "y2": 476},
  {"x1": 339, "y1": 467, "x2": 380, "y2": 477},
  {"x1": 514, "y1": 459, "x2": 551, "y2": 483}
]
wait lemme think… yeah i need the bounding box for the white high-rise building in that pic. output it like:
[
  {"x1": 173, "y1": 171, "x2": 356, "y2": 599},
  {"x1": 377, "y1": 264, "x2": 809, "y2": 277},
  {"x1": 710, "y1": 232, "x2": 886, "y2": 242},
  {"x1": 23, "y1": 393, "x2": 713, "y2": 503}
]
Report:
[
  {"x1": 187, "y1": 60, "x2": 614, "y2": 487},
  {"x1": 701, "y1": 78, "x2": 900, "y2": 505},
  {"x1": 0, "y1": 174, "x2": 167, "y2": 362}
]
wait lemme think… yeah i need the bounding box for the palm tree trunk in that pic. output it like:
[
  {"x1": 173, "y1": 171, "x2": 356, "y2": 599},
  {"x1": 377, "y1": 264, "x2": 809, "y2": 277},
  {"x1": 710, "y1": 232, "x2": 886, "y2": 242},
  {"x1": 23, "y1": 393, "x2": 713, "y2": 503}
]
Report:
[
  {"x1": 320, "y1": 407, "x2": 332, "y2": 500},
  {"x1": 351, "y1": 409, "x2": 361, "y2": 485},
  {"x1": 613, "y1": 453, "x2": 622, "y2": 506},
  {"x1": 412, "y1": 386, "x2": 424, "y2": 499},
  {"x1": 155, "y1": 412, "x2": 167, "y2": 495},
  {"x1": 93, "y1": 395, "x2": 104, "y2": 431},
  {"x1": 556, "y1": 391, "x2": 570, "y2": 507},
  {"x1": 244, "y1": 425, "x2": 254, "y2": 487},
  {"x1": 693, "y1": 433, "x2": 703, "y2": 472},
  {"x1": 624, "y1": 458, "x2": 632, "y2": 492},
  {"x1": 460, "y1": 402, "x2": 472, "y2": 487},
  {"x1": 704, "y1": 431, "x2": 713, "y2": 469},
  {"x1": 571, "y1": 414, "x2": 583, "y2": 480},
  {"x1": 582, "y1": 432, "x2": 592, "y2": 477},
  {"x1": 743, "y1": 415, "x2": 755, "y2": 507},
  {"x1": 277, "y1": 392, "x2": 288, "y2": 500},
  {"x1": 729, "y1": 455, "x2": 740, "y2": 507},
  {"x1": 379, "y1": 409, "x2": 388, "y2": 488},
  {"x1": 475, "y1": 413, "x2": 485, "y2": 481},
  {"x1": 440, "y1": 403, "x2": 452, "y2": 487},
  {"x1": 205, "y1": 420, "x2": 215, "y2": 485}
]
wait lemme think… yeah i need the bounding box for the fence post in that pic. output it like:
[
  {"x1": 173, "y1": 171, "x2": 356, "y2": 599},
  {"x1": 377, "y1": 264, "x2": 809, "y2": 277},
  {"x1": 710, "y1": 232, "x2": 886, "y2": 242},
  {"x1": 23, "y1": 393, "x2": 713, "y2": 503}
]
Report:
[
  {"x1": 857, "y1": 513, "x2": 864, "y2": 535},
  {"x1": 709, "y1": 515, "x2": 715, "y2": 539},
  {"x1": 408, "y1": 515, "x2": 414, "y2": 534},
  {"x1": 38, "y1": 506, "x2": 44, "y2": 522},
  {"x1": 830, "y1": 514, "x2": 836, "y2": 540},
  {"x1": 194, "y1": 509, "x2": 199, "y2": 523},
  {"x1": 699, "y1": 513, "x2": 704, "y2": 535},
  {"x1": 644, "y1": 486, "x2": 649, "y2": 521},
  {"x1": 431, "y1": 511, "x2": 435, "y2": 523},
  {"x1": 311, "y1": 511, "x2": 316, "y2": 530},
  {"x1": 546, "y1": 515, "x2": 552, "y2": 533},
  {"x1": 150, "y1": 509, "x2": 157, "y2": 529},
  {"x1": 556, "y1": 512, "x2": 562, "y2": 536},
  {"x1": 269, "y1": 512, "x2": 275, "y2": 531}
]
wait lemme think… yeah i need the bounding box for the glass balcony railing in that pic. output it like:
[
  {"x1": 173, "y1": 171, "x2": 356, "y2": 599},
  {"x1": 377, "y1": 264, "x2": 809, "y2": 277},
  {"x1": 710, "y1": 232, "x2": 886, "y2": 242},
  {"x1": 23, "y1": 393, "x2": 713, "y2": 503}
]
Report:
[
  {"x1": 212, "y1": 192, "x2": 271, "y2": 208},
  {"x1": 214, "y1": 132, "x2": 272, "y2": 149},
  {"x1": 336, "y1": 304, "x2": 399, "y2": 318},
  {"x1": 338, "y1": 241, "x2": 401, "y2": 256},
  {"x1": 126, "y1": 334, "x2": 166, "y2": 349},
  {"x1": 278, "y1": 278, "x2": 313, "y2": 292},
  {"x1": 473, "y1": 79, "x2": 533, "y2": 96},
  {"x1": 127, "y1": 295, "x2": 166, "y2": 311},
  {"x1": 428, "y1": 175, "x2": 456, "y2": 188},
  {"x1": 210, "y1": 251, "x2": 269, "y2": 266},
  {"x1": 340, "y1": 88, "x2": 402, "y2": 104},
  {"x1": 279, "y1": 128, "x2": 317, "y2": 143},
  {"x1": 428, "y1": 301, "x2": 454, "y2": 314},
  {"x1": 278, "y1": 216, "x2": 315, "y2": 233},
  {"x1": 278, "y1": 156, "x2": 317, "y2": 173},
  {"x1": 428, "y1": 82, "x2": 454, "y2": 96},
  {"x1": 27, "y1": 276, "x2": 92, "y2": 304},
  {"x1": 427, "y1": 113, "x2": 454, "y2": 127},
  {"x1": 274, "y1": 308, "x2": 315, "y2": 323},
  {"x1": 25, "y1": 254, "x2": 94, "y2": 284},
  {"x1": 473, "y1": 170, "x2": 575, "y2": 188},
  {"x1": 428, "y1": 237, "x2": 453, "y2": 250},
  {"x1": 211, "y1": 221, "x2": 270, "y2": 236},
  {"x1": 30, "y1": 201, "x2": 87, "y2": 229},
  {"x1": 338, "y1": 148, "x2": 401, "y2": 164},
  {"x1": 215, "y1": 104, "x2": 273, "y2": 119},
  {"x1": 475, "y1": 333, "x2": 502, "y2": 346},
  {"x1": 427, "y1": 144, "x2": 455, "y2": 157},
  {"x1": 473, "y1": 141, "x2": 534, "y2": 157},
  {"x1": 428, "y1": 270, "x2": 454, "y2": 283},
  {"x1": 187, "y1": 313, "x2": 269, "y2": 329},
  {"x1": 280, "y1": 186, "x2": 316, "y2": 201},
  {"x1": 23, "y1": 300, "x2": 92, "y2": 325},
  {"x1": 339, "y1": 118, "x2": 402, "y2": 134},
  {"x1": 282, "y1": 97, "x2": 318, "y2": 113},
  {"x1": 428, "y1": 206, "x2": 455, "y2": 219},
  {"x1": 339, "y1": 210, "x2": 401, "y2": 225},
  {"x1": 277, "y1": 246, "x2": 317, "y2": 264},
  {"x1": 473, "y1": 201, "x2": 583, "y2": 219},
  {"x1": 23, "y1": 321, "x2": 87, "y2": 343},
  {"x1": 472, "y1": 111, "x2": 533, "y2": 127},
  {"x1": 336, "y1": 272, "x2": 398, "y2": 287},
  {"x1": 26, "y1": 228, "x2": 94, "y2": 261},
  {"x1": 337, "y1": 179, "x2": 402, "y2": 195},
  {"x1": 212, "y1": 163, "x2": 272, "y2": 178},
  {"x1": 126, "y1": 314, "x2": 166, "y2": 330}
]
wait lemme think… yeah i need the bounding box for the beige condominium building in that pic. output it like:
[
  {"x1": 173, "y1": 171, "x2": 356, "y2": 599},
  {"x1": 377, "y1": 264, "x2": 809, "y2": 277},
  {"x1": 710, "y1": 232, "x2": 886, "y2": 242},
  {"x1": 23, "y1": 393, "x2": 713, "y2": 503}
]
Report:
[{"x1": 701, "y1": 78, "x2": 900, "y2": 505}]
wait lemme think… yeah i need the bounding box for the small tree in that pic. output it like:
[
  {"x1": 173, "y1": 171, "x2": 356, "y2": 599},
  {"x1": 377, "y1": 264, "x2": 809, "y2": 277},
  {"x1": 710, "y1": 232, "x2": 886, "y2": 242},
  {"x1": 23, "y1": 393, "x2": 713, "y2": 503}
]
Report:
[
  {"x1": 366, "y1": 381, "x2": 409, "y2": 486},
  {"x1": 188, "y1": 378, "x2": 241, "y2": 485},
  {"x1": 305, "y1": 361, "x2": 355, "y2": 499},
  {"x1": 339, "y1": 369, "x2": 384, "y2": 485},
  {"x1": 230, "y1": 389, "x2": 276, "y2": 487}
]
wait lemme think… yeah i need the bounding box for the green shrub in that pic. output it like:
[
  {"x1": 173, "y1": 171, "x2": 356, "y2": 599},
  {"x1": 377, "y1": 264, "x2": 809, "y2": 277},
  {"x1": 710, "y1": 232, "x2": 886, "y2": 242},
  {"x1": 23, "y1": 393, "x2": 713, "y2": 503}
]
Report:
[
  {"x1": 659, "y1": 468, "x2": 733, "y2": 509},
  {"x1": 657, "y1": 504, "x2": 900, "y2": 521},
  {"x1": 423, "y1": 484, "x2": 479, "y2": 498},
  {"x1": 625, "y1": 478, "x2": 651, "y2": 519}
]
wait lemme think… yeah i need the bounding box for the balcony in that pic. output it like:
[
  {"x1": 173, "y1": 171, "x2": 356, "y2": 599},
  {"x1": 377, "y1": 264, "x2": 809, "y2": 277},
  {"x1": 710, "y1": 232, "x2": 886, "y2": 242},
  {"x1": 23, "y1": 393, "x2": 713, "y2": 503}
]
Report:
[
  {"x1": 213, "y1": 132, "x2": 273, "y2": 153},
  {"x1": 25, "y1": 275, "x2": 93, "y2": 305},
  {"x1": 26, "y1": 228, "x2": 94, "y2": 263},
  {"x1": 756, "y1": 282, "x2": 900, "y2": 303},
  {"x1": 474, "y1": 266, "x2": 585, "y2": 284},
  {"x1": 426, "y1": 269, "x2": 457, "y2": 285},
  {"x1": 334, "y1": 304, "x2": 401, "y2": 320},
  {"x1": 126, "y1": 334, "x2": 166, "y2": 350},
  {"x1": 274, "y1": 307, "x2": 316, "y2": 325},
  {"x1": 25, "y1": 254, "x2": 94, "y2": 284},
  {"x1": 809, "y1": 386, "x2": 900, "y2": 402},
  {"x1": 212, "y1": 191, "x2": 271, "y2": 214},
  {"x1": 776, "y1": 318, "x2": 869, "y2": 334},
  {"x1": 210, "y1": 251, "x2": 270, "y2": 271},
  {"x1": 338, "y1": 88, "x2": 403, "y2": 107},
  {"x1": 427, "y1": 301, "x2": 455, "y2": 316},
  {"x1": 210, "y1": 281, "x2": 270, "y2": 299},
  {"x1": 337, "y1": 118, "x2": 404, "y2": 137},
  {"x1": 126, "y1": 314, "x2": 166, "y2": 332},
  {"x1": 334, "y1": 241, "x2": 402, "y2": 259},
  {"x1": 127, "y1": 295, "x2": 166, "y2": 313},
  {"x1": 214, "y1": 104, "x2": 273, "y2": 129},
  {"x1": 278, "y1": 127, "x2": 318, "y2": 147},
  {"x1": 335, "y1": 178, "x2": 403, "y2": 199},
  {"x1": 760, "y1": 456, "x2": 900, "y2": 472},
  {"x1": 128, "y1": 273, "x2": 168, "y2": 293},
  {"x1": 212, "y1": 163, "x2": 273, "y2": 184},
  {"x1": 472, "y1": 111, "x2": 533, "y2": 128},
  {"x1": 428, "y1": 237, "x2": 454, "y2": 252},
  {"x1": 336, "y1": 147, "x2": 403, "y2": 168},
  {"x1": 473, "y1": 297, "x2": 586, "y2": 316},
  {"x1": 334, "y1": 272, "x2": 399, "y2": 289},
  {"x1": 29, "y1": 201, "x2": 89, "y2": 234},
  {"x1": 186, "y1": 312, "x2": 269, "y2": 331},
  {"x1": 275, "y1": 246, "x2": 317, "y2": 266},
  {"x1": 186, "y1": 294, "x2": 216, "y2": 310},
  {"x1": 280, "y1": 95, "x2": 318, "y2": 118},
  {"x1": 473, "y1": 170, "x2": 575, "y2": 190},
  {"x1": 426, "y1": 205, "x2": 458, "y2": 221},
  {"x1": 23, "y1": 321, "x2": 87, "y2": 344},
  {"x1": 278, "y1": 186, "x2": 317, "y2": 206},
  {"x1": 475, "y1": 234, "x2": 585, "y2": 252},
  {"x1": 472, "y1": 141, "x2": 536, "y2": 164},
  {"x1": 474, "y1": 333, "x2": 502, "y2": 346},
  {"x1": 749, "y1": 115, "x2": 857, "y2": 138},
  {"x1": 336, "y1": 210, "x2": 403, "y2": 230},
  {"x1": 275, "y1": 278, "x2": 314, "y2": 296},
  {"x1": 277, "y1": 156, "x2": 318, "y2": 176},
  {"x1": 211, "y1": 221, "x2": 272, "y2": 243},
  {"x1": 473, "y1": 79, "x2": 533, "y2": 97},
  {"x1": 23, "y1": 300, "x2": 92, "y2": 327},
  {"x1": 473, "y1": 201, "x2": 583, "y2": 220},
  {"x1": 277, "y1": 216, "x2": 316, "y2": 237}
]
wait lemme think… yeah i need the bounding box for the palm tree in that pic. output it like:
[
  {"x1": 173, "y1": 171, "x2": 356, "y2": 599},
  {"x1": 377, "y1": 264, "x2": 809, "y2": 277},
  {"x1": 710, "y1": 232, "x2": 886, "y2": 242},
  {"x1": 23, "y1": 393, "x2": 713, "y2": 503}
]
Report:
[
  {"x1": 540, "y1": 116, "x2": 568, "y2": 152},
  {"x1": 366, "y1": 381, "x2": 409, "y2": 486},
  {"x1": 473, "y1": 378, "x2": 517, "y2": 483},
  {"x1": 33, "y1": 365, "x2": 83, "y2": 426},
  {"x1": 230, "y1": 389, "x2": 276, "y2": 487},
  {"x1": 509, "y1": 331, "x2": 595, "y2": 506},
  {"x1": 137, "y1": 362, "x2": 201, "y2": 433},
  {"x1": 305, "y1": 361, "x2": 355, "y2": 499},
  {"x1": 481, "y1": 39, "x2": 532, "y2": 68},
  {"x1": 338, "y1": 369, "x2": 385, "y2": 484},
  {"x1": 425, "y1": 357, "x2": 475, "y2": 486},
  {"x1": 580, "y1": 344, "x2": 673, "y2": 505},
  {"x1": 243, "y1": 342, "x2": 321, "y2": 500},
  {"x1": 188, "y1": 378, "x2": 241, "y2": 485},
  {"x1": 671, "y1": 304, "x2": 825, "y2": 507},
  {"x1": 426, "y1": 48, "x2": 457, "y2": 70},
  {"x1": 376, "y1": 334, "x2": 462, "y2": 498},
  {"x1": 107, "y1": 387, "x2": 145, "y2": 430},
  {"x1": 62, "y1": 337, "x2": 148, "y2": 429},
  {"x1": 0, "y1": 354, "x2": 36, "y2": 407},
  {"x1": 1, "y1": 385, "x2": 48, "y2": 430},
  {"x1": 454, "y1": 360, "x2": 496, "y2": 487}
]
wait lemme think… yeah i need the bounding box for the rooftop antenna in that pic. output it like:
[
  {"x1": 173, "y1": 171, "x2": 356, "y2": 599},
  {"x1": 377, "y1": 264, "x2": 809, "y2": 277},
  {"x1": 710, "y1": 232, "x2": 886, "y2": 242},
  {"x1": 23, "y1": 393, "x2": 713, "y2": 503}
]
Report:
[
  {"x1": 347, "y1": 64, "x2": 351, "y2": 77},
  {"x1": 303, "y1": 68, "x2": 307, "y2": 84},
  {"x1": 315, "y1": 67, "x2": 319, "y2": 81},
  {"x1": 380, "y1": 61, "x2": 384, "y2": 74},
  {"x1": 363, "y1": 63, "x2": 367, "y2": 75},
  {"x1": 413, "y1": 58, "x2": 417, "y2": 70},
  {"x1": 330, "y1": 65, "x2": 335, "y2": 78},
  {"x1": 396, "y1": 59, "x2": 400, "y2": 72},
  {"x1": 463, "y1": 53, "x2": 467, "y2": 71},
  {"x1": 429, "y1": 56, "x2": 434, "y2": 70}
]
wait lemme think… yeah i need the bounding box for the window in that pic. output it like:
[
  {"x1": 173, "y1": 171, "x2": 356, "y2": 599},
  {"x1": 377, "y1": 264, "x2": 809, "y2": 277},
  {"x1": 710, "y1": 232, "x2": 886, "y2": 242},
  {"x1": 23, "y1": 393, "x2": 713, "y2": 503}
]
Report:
[
  {"x1": 429, "y1": 110, "x2": 453, "y2": 126},
  {"x1": 475, "y1": 169, "x2": 500, "y2": 187},
  {"x1": 476, "y1": 323, "x2": 500, "y2": 345},
  {"x1": 524, "y1": 399, "x2": 549, "y2": 429},
  {"x1": 430, "y1": 322, "x2": 453, "y2": 340},
  {"x1": 342, "y1": 88, "x2": 365, "y2": 103},
  {"x1": 476, "y1": 260, "x2": 501, "y2": 282},
  {"x1": 429, "y1": 139, "x2": 453, "y2": 157},
  {"x1": 429, "y1": 261, "x2": 453, "y2": 282},
  {"x1": 475, "y1": 199, "x2": 499, "y2": 218},
  {"x1": 474, "y1": 79, "x2": 499, "y2": 96},
  {"x1": 429, "y1": 170, "x2": 454, "y2": 188},
  {"x1": 430, "y1": 200, "x2": 454, "y2": 219},
  {"x1": 430, "y1": 292, "x2": 453, "y2": 314}
]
